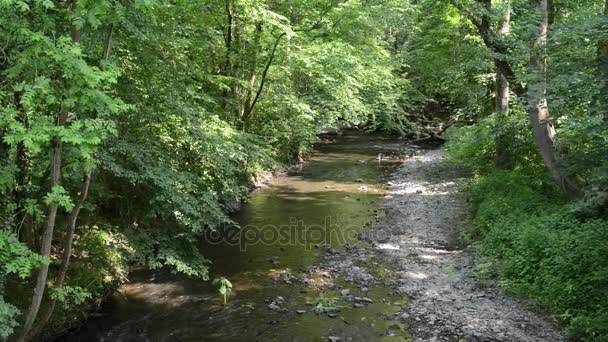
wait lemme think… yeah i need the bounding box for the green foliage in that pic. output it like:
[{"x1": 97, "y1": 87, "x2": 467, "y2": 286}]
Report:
[
  {"x1": 404, "y1": 0, "x2": 494, "y2": 119},
  {"x1": 43, "y1": 226, "x2": 132, "y2": 333},
  {"x1": 313, "y1": 293, "x2": 338, "y2": 310},
  {"x1": 445, "y1": 109, "x2": 543, "y2": 175},
  {"x1": 127, "y1": 229, "x2": 210, "y2": 279},
  {"x1": 0, "y1": 230, "x2": 48, "y2": 279},
  {"x1": 0, "y1": 296, "x2": 20, "y2": 341},
  {"x1": 43, "y1": 186, "x2": 75, "y2": 212},
  {"x1": 0, "y1": 231, "x2": 47, "y2": 339},
  {"x1": 48, "y1": 286, "x2": 92, "y2": 310},
  {"x1": 1, "y1": 0, "x2": 606, "y2": 339},
  {"x1": 212, "y1": 277, "x2": 233, "y2": 305},
  {"x1": 66, "y1": 226, "x2": 132, "y2": 292},
  {"x1": 466, "y1": 171, "x2": 608, "y2": 339}
]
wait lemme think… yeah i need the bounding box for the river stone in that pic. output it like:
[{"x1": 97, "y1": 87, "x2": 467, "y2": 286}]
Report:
[
  {"x1": 268, "y1": 303, "x2": 281, "y2": 311},
  {"x1": 354, "y1": 296, "x2": 373, "y2": 303},
  {"x1": 340, "y1": 289, "x2": 350, "y2": 297}
]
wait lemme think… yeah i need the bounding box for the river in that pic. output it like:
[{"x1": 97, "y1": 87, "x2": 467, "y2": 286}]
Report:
[{"x1": 57, "y1": 131, "x2": 411, "y2": 341}]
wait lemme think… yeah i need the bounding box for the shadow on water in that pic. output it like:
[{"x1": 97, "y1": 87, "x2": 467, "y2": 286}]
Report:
[{"x1": 56, "y1": 131, "x2": 412, "y2": 342}]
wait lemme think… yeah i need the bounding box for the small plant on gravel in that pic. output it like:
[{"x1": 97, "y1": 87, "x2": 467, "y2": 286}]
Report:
[
  {"x1": 313, "y1": 293, "x2": 338, "y2": 310},
  {"x1": 212, "y1": 277, "x2": 233, "y2": 305}
]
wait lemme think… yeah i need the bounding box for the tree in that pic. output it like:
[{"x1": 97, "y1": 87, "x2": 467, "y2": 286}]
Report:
[
  {"x1": 16, "y1": 2, "x2": 82, "y2": 339},
  {"x1": 1, "y1": 1, "x2": 124, "y2": 340},
  {"x1": 495, "y1": 1, "x2": 513, "y2": 170},
  {"x1": 526, "y1": 0, "x2": 579, "y2": 197},
  {"x1": 598, "y1": 0, "x2": 608, "y2": 122}
]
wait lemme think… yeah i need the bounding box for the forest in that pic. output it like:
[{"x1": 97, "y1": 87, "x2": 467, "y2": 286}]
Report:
[{"x1": 0, "y1": 0, "x2": 607, "y2": 341}]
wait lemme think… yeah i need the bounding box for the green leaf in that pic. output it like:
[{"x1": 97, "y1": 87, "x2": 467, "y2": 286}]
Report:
[{"x1": 43, "y1": 186, "x2": 75, "y2": 212}]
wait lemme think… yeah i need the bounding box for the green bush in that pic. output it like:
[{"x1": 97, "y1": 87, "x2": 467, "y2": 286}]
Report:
[
  {"x1": 445, "y1": 110, "x2": 540, "y2": 174},
  {"x1": 42, "y1": 226, "x2": 132, "y2": 335}
]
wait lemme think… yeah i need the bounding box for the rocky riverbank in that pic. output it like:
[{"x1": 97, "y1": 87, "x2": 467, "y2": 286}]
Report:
[{"x1": 307, "y1": 146, "x2": 565, "y2": 341}]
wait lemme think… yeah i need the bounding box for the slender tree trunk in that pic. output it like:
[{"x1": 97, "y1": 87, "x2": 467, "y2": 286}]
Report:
[
  {"x1": 240, "y1": 23, "x2": 262, "y2": 122},
  {"x1": 16, "y1": 3, "x2": 80, "y2": 340},
  {"x1": 598, "y1": 0, "x2": 608, "y2": 122},
  {"x1": 495, "y1": 2, "x2": 513, "y2": 170},
  {"x1": 242, "y1": 32, "x2": 285, "y2": 123},
  {"x1": 26, "y1": 13, "x2": 113, "y2": 337},
  {"x1": 30, "y1": 173, "x2": 92, "y2": 337},
  {"x1": 13, "y1": 93, "x2": 36, "y2": 247},
  {"x1": 102, "y1": 24, "x2": 113, "y2": 60},
  {"x1": 16, "y1": 112, "x2": 67, "y2": 342},
  {"x1": 223, "y1": 0, "x2": 235, "y2": 77},
  {"x1": 527, "y1": 0, "x2": 579, "y2": 197}
]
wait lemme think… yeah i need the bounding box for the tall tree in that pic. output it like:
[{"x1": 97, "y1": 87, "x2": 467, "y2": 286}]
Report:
[
  {"x1": 15, "y1": 3, "x2": 81, "y2": 339},
  {"x1": 495, "y1": 1, "x2": 513, "y2": 169},
  {"x1": 527, "y1": 0, "x2": 579, "y2": 197},
  {"x1": 598, "y1": 0, "x2": 608, "y2": 122}
]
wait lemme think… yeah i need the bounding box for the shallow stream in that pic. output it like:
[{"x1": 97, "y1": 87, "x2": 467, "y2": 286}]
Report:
[{"x1": 58, "y1": 132, "x2": 411, "y2": 341}]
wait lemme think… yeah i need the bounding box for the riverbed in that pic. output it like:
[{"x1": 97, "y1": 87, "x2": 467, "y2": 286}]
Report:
[{"x1": 57, "y1": 132, "x2": 412, "y2": 341}]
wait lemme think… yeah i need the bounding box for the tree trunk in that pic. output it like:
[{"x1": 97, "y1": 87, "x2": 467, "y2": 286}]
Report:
[
  {"x1": 13, "y1": 93, "x2": 36, "y2": 247},
  {"x1": 495, "y1": 2, "x2": 513, "y2": 170},
  {"x1": 527, "y1": 0, "x2": 579, "y2": 197},
  {"x1": 30, "y1": 173, "x2": 92, "y2": 337},
  {"x1": 242, "y1": 32, "x2": 285, "y2": 124},
  {"x1": 25, "y1": 11, "x2": 113, "y2": 337},
  {"x1": 224, "y1": 0, "x2": 233, "y2": 74},
  {"x1": 15, "y1": 113, "x2": 67, "y2": 342},
  {"x1": 102, "y1": 24, "x2": 113, "y2": 60},
  {"x1": 239, "y1": 22, "x2": 262, "y2": 122},
  {"x1": 598, "y1": 0, "x2": 608, "y2": 122}
]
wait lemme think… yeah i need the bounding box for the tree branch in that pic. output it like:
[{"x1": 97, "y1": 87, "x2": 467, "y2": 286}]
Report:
[{"x1": 243, "y1": 32, "x2": 286, "y2": 121}]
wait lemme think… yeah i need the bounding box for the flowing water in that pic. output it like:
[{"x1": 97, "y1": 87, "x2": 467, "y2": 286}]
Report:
[{"x1": 58, "y1": 131, "x2": 411, "y2": 341}]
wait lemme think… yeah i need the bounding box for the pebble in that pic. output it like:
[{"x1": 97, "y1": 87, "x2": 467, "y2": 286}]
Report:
[
  {"x1": 354, "y1": 296, "x2": 373, "y2": 303},
  {"x1": 268, "y1": 303, "x2": 281, "y2": 311}
]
